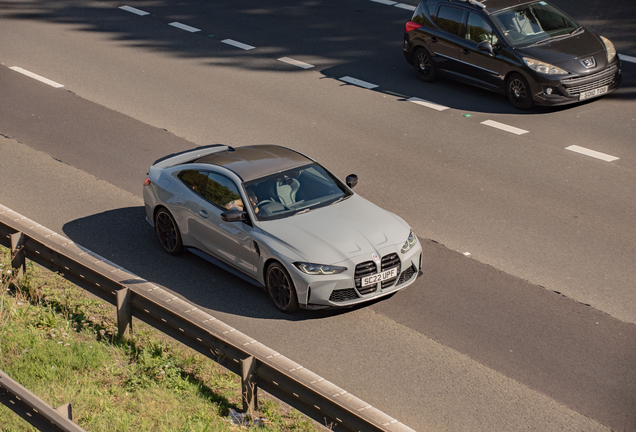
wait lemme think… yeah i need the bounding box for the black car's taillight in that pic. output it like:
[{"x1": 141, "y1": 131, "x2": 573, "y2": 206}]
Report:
[{"x1": 405, "y1": 21, "x2": 423, "y2": 32}]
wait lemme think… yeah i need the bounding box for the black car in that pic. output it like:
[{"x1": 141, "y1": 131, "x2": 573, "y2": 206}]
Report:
[{"x1": 403, "y1": 0, "x2": 622, "y2": 109}]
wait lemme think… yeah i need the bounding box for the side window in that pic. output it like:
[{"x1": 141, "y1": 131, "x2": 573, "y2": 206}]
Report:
[
  {"x1": 179, "y1": 170, "x2": 207, "y2": 195},
  {"x1": 466, "y1": 13, "x2": 499, "y2": 45},
  {"x1": 436, "y1": 6, "x2": 464, "y2": 36},
  {"x1": 205, "y1": 172, "x2": 242, "y2": 210}
]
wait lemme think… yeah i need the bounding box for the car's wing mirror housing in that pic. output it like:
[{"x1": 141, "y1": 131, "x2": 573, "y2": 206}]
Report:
[
  {"x1": 221, "y1": 210, "x2": 247, "y2": 222},
  {"x1": 346, "y1": 174, "x2": 358, "y2": 189},
  {"x1": 477, "y1": 41, "x2": 494, "y2": 56}
]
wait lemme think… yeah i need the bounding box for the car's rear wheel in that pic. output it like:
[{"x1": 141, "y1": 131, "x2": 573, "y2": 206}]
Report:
[
  {"x1": 266, "y1": 262, "x2": 299, "y2": 313},
  {"x1": 155, "y1": 208, "x2": 183, "y2": 255},
  {"x1": 507, "y1": 73, "x2": 534, "y2": 110},
  {"x1": 413, "y1": 48, "x2": 437, "y2": 83}
]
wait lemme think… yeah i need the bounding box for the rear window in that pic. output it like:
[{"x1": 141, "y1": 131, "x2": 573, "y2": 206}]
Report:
[{"x1": 436, "y1": 6, "x2": 464, "y2": 36}]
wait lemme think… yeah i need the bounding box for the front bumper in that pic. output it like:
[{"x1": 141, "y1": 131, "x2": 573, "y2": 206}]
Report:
[
  {"x1": 290, "y1": 240, "x2": 423, "y2": 310},
  {"x1": 530, "y1": 62, "x2": 622, "y2": 106}
]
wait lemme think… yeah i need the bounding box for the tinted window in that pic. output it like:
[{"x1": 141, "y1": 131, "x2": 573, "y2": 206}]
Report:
[
  {"x1": 436, "y1": 6, "x2": 464, "y2": 36},
  {"x1": 205, "y1": 173, "x2": 241, "y2": 209},
  {"x1": 179, "y1": 170, "x2": 207, "y2": 195},
  {"x1": 465, "y1": 13, "x2": 499, "y2": 45}
]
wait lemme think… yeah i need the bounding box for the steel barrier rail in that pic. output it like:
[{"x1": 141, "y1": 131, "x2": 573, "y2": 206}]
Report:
[
  {"x1": 0, "y1": 369, "x2": 86, "y2": 432},
  {"x1": 0, "y1": 206, "x2": 416, "y2": 432}
]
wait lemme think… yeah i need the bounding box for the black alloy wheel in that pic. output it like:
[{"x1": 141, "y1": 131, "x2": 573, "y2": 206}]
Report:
[
  {"x1": 266, "y1": 262, "x2": 299, "y2": 313},
  {"x1": 155, "y1": 208, "x2": 183, "y2": 255},
  {"x1": 413, "y1": 48, "x2": 437, "y2": 83},
  {"x1": 507, "y1": 73, "x2": 534, "y2": 110}
]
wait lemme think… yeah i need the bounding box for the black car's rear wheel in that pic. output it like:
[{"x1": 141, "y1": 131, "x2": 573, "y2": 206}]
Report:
[
  {"x1": 155, "y1": 208, "x2": 183, "y2": 255},
  {"x1": 266, "y1": 262, "x2": 299, "y2": 313},
  {"x1": 507, "y1": 73, "x2": 534, "y2": 110},
  {"x1": 413, "y1": 48, "x2": 437, "y2": 83}
]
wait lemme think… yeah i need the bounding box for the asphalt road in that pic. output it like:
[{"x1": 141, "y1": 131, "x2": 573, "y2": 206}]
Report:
[{"x1": 1, "y1": 0, "x2": 635, "y2": 430}]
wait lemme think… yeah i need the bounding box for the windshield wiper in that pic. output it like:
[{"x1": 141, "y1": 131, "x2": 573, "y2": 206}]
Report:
[{"x1": 331, "y1": 195, "x2": 351, "y2": 205}]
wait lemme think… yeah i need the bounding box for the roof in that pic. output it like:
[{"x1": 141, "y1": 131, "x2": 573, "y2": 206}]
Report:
[{"x1": 193, "y1": 145, "x2": 313, "y2": 182}]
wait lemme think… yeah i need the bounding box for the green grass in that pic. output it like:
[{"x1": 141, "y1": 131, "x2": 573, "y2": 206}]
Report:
[{"x1": 0, "y1": 248, "x2": 321, "y2": 432}]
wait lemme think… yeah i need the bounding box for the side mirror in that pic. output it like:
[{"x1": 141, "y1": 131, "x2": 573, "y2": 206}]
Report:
[
  {"x1": 346, "y1": 174, "x2": 358, "y2": 189},
  {"x1": 477, "y1": 41, "x2": 494, "y2": 56},
  {"x1": 221, "y1": 210, "x2": 247, "y2": 222}
]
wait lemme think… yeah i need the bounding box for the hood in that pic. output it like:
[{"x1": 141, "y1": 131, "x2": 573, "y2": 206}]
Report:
[
  {"x1": 259, "y1": 195, "x2": 410, "y2": 265},
  {"x1": 516, "y1": 30, "x2": 608, "y2": 73}
]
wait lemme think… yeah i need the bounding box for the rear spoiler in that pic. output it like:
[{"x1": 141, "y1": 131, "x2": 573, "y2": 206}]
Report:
[{"x1": 152, "y1": 144, "x2": 233, "y2": 168}]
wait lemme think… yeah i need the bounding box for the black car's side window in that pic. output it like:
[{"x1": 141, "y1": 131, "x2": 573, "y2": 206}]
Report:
[
  {"x1": 205, "y1": 172, "x2": 242, "y2": 210},
  {"x1": 179, "y1": 170, "x2": 208, "y2": 196},
  {"x1": 465, "y1": 13, "x2": 499, "y2": 46},
  {"x1": 436, "y1": 6, "x2": 464, "y2": 36}
]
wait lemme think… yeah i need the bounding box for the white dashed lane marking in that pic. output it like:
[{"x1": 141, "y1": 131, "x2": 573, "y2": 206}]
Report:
[
  {"x1": 169, "y1": 22, "x2": 201, "y2": 33},
  {"x1": 481, "y1": 120, "x2": 528, "y2": 135},
  {"x1": 119, "y1": 5, "x2": 150, "y2": 16},
  {"x1": 339, "y1": 76, "x2": 379, "y2": 89},
  {"x1": 278, "y1": 57, "x2": 314, "y2": 69},
  {"x1": 394, "y1": 3, "x2": 417, "y2": 10},
  {"x1": 619, "y1": 54, "x2": 636, "y2": 64},
  {"x1": 407, "y1": 97, "x2": 449, "y2": 111},
  {"x1": 565, "y1": 145, "x2": 619, "y2": 162},
  {"x1": 222, "y1": 39, "x2": 255, "y2": 50},
  {"x1": 9, "y1": 67, "x2": 64, "y2": 88}
]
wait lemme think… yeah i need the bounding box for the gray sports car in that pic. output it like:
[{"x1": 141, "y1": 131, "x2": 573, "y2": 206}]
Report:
[{"x1": 143, "y1": 145, "x2": 422, "y2": 312}]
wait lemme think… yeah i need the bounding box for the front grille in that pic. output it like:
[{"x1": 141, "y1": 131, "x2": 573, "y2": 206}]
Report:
[
  {"x1": 381, "y1": 253, "x2": 401, "y2": 289},
  {"x1": 396, "y1": 264, "x2": 417, "y2": 286},
  {"x1": 561, "y1": 65, "x2": 618, "y2": 95},
  {"x1": 355, "y1": 261, "x2": 377, "y2": 289},
  {"x1": 329, "y1": 288, "x2": 359, "y2": 303}
]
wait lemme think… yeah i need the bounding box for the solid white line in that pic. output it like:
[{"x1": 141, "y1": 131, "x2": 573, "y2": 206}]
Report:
[
  {"x1": 369, "y1": 0, "x2": 397, "y2": 4},
  {"x1": 394, "y1": 3, "x2": 417, "y2": 10},
  {"x1": 168, "y1": 22, "x2": 201, "y2": 33},
  {"x1": 9, "y1": 67, "x2": 64, "y2": 88},
  {"x1": 339, "y1": 76, "x2": 378, "y2": 89},
  {"x1": 119, "y1": 5, "x2": 150, "y2": 16},
  {"x1": 278, "y1": 57, "x2": 314, "y2": 69},
  {"x1": 618, "y1": 54, "x2": 636, "y2": 64},
  {"x1": 481, "y1": 120, "x2": 528, "y2": 135},
  {"x1": 407, "y1": 97, "x2": 448, "y2": 111},
  {"x1": 565, "y1": 145, "x2": 619, "y2": 162},
  {"x1": 222, "y1": 39, "x2": 255, "y2": 50}
]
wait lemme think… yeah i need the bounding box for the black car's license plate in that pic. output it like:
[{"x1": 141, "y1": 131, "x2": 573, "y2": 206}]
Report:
[
  {"x1": 579, "y1": 85, "x2": 608, "y2": 101},
  {"x1": 361, "y1": 267, "x2": 398, "y2": 287}
]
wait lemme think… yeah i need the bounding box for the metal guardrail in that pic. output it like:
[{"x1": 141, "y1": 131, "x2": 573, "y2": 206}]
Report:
[
  {"x1": 0, "y1": 205, "x2": 416, "y2": 432},
  {"x1": 0, "y1": 369, "x2": 86, "y2": 432}
]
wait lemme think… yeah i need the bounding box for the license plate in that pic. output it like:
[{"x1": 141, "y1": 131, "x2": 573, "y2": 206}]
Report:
[
  {"x1": 579, "y1": 85, "x2": 608, "y2": 101},
  {"x1": 361, "y1": 267, "x2": 398, "y2": 287}
]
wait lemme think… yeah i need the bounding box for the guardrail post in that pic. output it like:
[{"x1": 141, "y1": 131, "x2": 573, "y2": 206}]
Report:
[
  {"x1": 116, "y1": 287, "x2": 132, "y2": 337},
  {"x1": 10, "y1": 232, "x2": 25, "y2": 279},
  {"x1": 241, "y1": 356, "x2": 258, "y2": 413},
  {"x1": 56, "y1": 402, "x2": 73, "y2": 420}
]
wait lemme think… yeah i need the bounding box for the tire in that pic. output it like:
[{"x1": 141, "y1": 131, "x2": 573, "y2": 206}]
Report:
[
  {"x1": 413, "y1": 48, "x2": 437, "y2": 83},
  {"x1": 155, "y1": 208, "x2": 183, "y2": 255},
  {"x1": 507, "y1": 73, "x2": 534, "y2": 110},
  {"x1": 266, "y1": 262, "x2": 300, "y2": 313}
]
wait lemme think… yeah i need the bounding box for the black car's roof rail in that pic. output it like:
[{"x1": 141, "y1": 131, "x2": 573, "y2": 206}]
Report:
[{"x1": 452, "y1": 0, "x2": 486, "y2": 8}]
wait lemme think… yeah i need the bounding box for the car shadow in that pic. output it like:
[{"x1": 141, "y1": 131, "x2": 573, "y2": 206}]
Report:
[{"x1": 62, "y1": 206, "x2": 393, "y2": 321}]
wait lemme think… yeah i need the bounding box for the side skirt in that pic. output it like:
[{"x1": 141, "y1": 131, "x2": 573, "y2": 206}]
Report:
[{"x1": 187, "y1": 248, "x2": 264, "y2": 288}]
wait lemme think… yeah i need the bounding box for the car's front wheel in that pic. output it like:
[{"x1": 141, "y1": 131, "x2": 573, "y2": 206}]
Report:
[
  {"x1": 507, "y1": 73, "x2": 534, "y2": 110},
  {"x1": 413, "y1": 48, "x2": 437, "y2": 83},
  {"x1": 155, "y1": 208, "x2": 183, "y2": 255},
  {"x1": 266, "y1": 262, "x2": 299, "y2": 313}
]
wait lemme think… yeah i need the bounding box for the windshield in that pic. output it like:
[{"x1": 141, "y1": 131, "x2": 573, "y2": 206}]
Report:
[
  {"x1": 243, "y1": 163, "x2": 352, "y2": 221},
  {"x1": 491, "y1": 1, "x2": 580, "y2": 48}
]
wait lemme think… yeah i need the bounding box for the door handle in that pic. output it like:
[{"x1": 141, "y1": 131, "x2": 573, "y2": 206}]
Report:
[
  {"x1": 430, "y1": 37, "x2": 438, "y2": 43},
  {"x1": 462, "y1": 49, "x2": 469, "y2": 55},
  {"x1": 199, "y1": 210, "x2": 209, "y2": 218}
]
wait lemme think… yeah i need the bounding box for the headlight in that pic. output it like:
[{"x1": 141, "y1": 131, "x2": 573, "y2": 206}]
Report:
[
  {"x1": 401, "y1": 229, "x2": 417, "y2": 254},
  {"x1": 600, "y1": 36, "x2": 617, "y2": 63},
  {"x1": 523, "y1": 57, "x2": 568, "y2": 75},
  {"x1": 294, "y1": 262, "x2": 347, "y2": 275}
]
